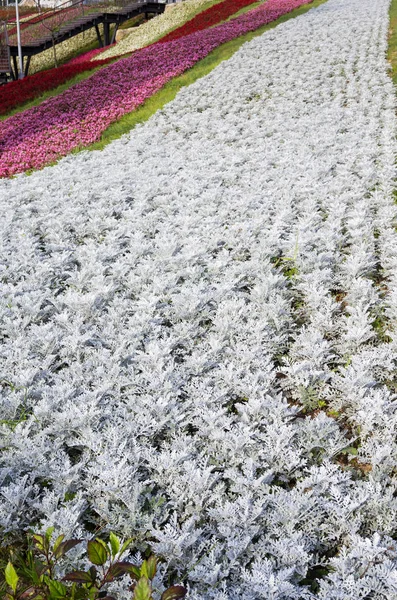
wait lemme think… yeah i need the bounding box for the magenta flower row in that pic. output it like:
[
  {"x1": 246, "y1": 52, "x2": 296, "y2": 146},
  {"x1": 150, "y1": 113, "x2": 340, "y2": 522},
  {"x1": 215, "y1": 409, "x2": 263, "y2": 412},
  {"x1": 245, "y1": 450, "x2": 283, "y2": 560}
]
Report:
[
  {"x1": 0, "y1": 0, "x2": 312, "y2": 177},
  {"x1": 66, "y1": 45, "x2": 116, "y2": 65}
]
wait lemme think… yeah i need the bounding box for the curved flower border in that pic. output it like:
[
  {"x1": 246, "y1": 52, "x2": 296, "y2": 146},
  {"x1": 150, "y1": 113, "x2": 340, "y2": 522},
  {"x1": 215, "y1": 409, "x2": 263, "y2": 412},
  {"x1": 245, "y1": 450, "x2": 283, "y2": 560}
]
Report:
[{"x1": 0, "y1": 0, "x2": 312, "y2": 176}]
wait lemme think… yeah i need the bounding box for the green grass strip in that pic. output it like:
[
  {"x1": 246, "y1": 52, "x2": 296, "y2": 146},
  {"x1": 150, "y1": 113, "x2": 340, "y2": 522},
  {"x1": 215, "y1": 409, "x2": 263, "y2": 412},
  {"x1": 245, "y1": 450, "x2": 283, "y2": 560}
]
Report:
[{"x1": 388, "y1": 0, "x2": 397, "y2": 86}]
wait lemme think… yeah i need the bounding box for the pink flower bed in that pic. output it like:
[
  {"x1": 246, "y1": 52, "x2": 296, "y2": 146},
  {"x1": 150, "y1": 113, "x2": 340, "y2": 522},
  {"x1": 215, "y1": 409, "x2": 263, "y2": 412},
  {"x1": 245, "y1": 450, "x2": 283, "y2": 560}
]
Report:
[
  {"x1": 66, "y1": 45, "x2": 116, "y2": 65},
  {"x1": 0, "y1": 0, "x2": 312, "y2": 177}
]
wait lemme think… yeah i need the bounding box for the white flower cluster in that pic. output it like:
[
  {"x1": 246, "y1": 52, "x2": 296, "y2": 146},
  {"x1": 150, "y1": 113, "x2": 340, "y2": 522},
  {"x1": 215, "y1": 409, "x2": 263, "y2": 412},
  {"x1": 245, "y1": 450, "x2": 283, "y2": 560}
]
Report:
[
  {"x1": 28, "y1": 27, "x2": 100, "y2": 74},
  {"x1": 1, "y1": 0, "x2": 397, "y2": 597},
  {"x1": 95, "y1": 0, "x2": 219, "y2": 59}
]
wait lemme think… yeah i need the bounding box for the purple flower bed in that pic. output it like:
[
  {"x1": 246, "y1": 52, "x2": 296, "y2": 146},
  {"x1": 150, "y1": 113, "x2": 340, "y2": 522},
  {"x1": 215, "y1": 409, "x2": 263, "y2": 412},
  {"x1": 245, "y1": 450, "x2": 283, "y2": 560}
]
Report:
[{"x1": 0, "y1": 0, "x2": 312, "y2": 177}]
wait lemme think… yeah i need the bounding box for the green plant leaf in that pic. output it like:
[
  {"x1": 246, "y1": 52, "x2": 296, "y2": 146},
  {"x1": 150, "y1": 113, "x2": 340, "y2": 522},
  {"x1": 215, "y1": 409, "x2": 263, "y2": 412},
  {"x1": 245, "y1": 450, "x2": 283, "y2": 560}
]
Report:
[
  {"x1": 106, "y1": 561, "x2": 140, "y2": 581},
  {"x1": 52, "y1": 534, "x2": 65, "y2": 555},
  {"x1": 45, "y1": 527, "x2": 55, "y2": 544},
  {"x1": 104, "y1": 562, "x2": 127, "y2": 582},
  {"x1": 161, "y1": 586, "x2": 187, "y2": 600},
  {"x1": 24, "y1": 551, "x2": 43, "y2": 586},
  {"x1": 96, "y1": 538, "x2": 110, "y2": 554},
  {"x1": 63, "y1": 570, "x2": 93, "y2": 583},
  {"x1": 54, "y1": 539, "x2": 81, "y2": 559},
  {"x1": 87, "y1": 540, "x2": 108, "y2": 566},
  {"x1": 109, "y1": 532, "x2": 120, "y2": 558},
  {"x1": 32, "y1": 534, "x2": 45, "y2": 552},
  {"x1": 48, "y1": 579, "x2": 68, "y2": 599},
  {"x1": 5, "y1": 562, "x2": 19, "y2": 593},
  {"x1": 119, "y1": 537, "x2": 133, "y2": 555},
  {"x1": 140, "y1": 560, "x2": 148, "y2": 579},
  {"x1": 146, "y1": 556, "x2": 157, "y2": 580},
  {"x1": 133, "y1": 576, "x2": 152, "y2": 600}
]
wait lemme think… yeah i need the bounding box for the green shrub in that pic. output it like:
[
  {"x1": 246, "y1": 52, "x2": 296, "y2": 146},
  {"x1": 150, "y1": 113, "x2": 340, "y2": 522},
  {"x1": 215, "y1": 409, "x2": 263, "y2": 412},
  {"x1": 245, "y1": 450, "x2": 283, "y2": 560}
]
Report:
[{"x1": 2, "y1": 527, "x2": 186, "y2": 600}]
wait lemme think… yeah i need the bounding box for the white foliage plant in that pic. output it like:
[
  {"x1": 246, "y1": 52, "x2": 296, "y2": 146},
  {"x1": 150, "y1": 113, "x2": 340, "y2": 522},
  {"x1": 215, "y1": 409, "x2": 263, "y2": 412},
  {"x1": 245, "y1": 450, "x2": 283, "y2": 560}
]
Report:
[{"x1": 1, "y1": 0, "x2": 397, "y2": 597}]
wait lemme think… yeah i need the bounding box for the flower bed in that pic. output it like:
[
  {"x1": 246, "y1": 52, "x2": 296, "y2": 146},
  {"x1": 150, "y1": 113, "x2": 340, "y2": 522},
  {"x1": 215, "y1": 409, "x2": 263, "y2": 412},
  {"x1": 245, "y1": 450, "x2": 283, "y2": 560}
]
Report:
[
  {"x1": 1, "y1": 7, "x2": 37, "y2": 22},
  {"x1": 29, "y1": 24, "x2": 103, "y2": 73},
  {"x1": 28, "y1": 27, "x2": 102, "y2": 74},
  {"x1": 96, "y1": 0, "x2": 221, "y2": 59},
  {"x1": 158, "y1": 0, "x2": 259, "y2": 43},
  {"x1": 66, "y1": 44, "x2": 115, "y2": 64},
  {"x1": 0, "y1": 56, "x2": 118, "y2": 116},
  {"x1": 1, "y1": 0, "x2": 396, "y2": 596},
  {"x1": 0, "y1": 0, "x2": 313, "y2": 176}
]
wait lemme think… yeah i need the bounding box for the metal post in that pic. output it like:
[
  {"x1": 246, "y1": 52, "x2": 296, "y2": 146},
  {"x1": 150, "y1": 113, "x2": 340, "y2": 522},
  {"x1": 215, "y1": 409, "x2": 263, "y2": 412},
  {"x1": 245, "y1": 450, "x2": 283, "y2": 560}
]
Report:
[
  {"x1": 110, "y1": 23, "x2": 118, "y2": 44},
  {"x1": 24, "y1": 54, "x2": 30, "y2": 76},
  {"x1": 94, "y1": 23, "x2": 103, "y2": 46},
  {"x1": 15, "y1": 0, "x2": 23, "y2": 78},
  {"x1": 103, "y1": 20, "x2": 110, "y2": 45}
]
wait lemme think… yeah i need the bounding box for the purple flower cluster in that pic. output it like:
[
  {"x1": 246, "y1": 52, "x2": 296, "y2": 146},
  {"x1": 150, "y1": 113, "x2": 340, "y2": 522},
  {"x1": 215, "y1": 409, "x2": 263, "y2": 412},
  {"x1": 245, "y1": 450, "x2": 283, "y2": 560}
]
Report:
[{"x1": 0, "y1": 0, "x2": 312, "y2": 176}]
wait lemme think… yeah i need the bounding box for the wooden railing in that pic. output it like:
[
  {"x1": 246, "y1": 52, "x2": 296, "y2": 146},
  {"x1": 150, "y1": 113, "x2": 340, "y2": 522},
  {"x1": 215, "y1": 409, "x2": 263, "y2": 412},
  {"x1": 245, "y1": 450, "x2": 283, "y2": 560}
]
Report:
[{"x1": 0, "y1": 20, "x2": 11, "y2": 75}]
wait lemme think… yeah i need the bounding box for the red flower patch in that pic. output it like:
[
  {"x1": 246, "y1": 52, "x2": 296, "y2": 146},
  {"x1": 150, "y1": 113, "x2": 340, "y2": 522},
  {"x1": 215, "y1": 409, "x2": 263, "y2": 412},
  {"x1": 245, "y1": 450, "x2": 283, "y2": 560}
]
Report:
[{"x1": 159, "y1": 0, "x2": 259, "y2": 43}]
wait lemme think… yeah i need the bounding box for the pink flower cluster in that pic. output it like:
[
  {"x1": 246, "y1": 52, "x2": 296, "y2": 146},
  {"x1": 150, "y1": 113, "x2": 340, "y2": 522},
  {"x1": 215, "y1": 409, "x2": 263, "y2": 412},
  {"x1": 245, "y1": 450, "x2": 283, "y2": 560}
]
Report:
[
  {"x1": 1, "y1": 0, "x2": 312, "y2": 177},
  {"x1": 66, "y1": 45, "x2": 116, "y2": 65}
]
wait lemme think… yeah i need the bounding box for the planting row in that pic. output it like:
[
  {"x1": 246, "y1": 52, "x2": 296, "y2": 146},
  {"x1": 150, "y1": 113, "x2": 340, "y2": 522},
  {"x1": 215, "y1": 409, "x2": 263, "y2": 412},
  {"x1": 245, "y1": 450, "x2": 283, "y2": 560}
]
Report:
[
  {"x1": 0, "y1": 0, "x2": 313, "y2": 176},
  {"x1": 0, "y1": 55, "x2": 118, "y2": 116},
  {"x1": 1, "y1": 7, "x2": 37, "y2": 22},
  {"x1": 1, "y1": 0, "x2": 260, "y2": 113},
  {"x1": 97, "y1": 0, "x2": 224, "y2": 59},
  {"x1": 28, "y1": 27, "x2": 102, "y2": 75},
  {"x1": 158, "y1": 0, "x2": 258, "y2": 43},
  {"x1": 1, "y1": 0, "x2": 397, "y2": 597}
]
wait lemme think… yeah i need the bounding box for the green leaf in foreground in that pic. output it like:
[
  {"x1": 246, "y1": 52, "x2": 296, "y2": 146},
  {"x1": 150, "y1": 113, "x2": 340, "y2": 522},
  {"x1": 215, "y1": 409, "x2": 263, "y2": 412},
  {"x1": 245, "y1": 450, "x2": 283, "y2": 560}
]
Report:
[
  {"x1": 5, "y1": 562, "x2": 19, "y2": 593},
  {"x1": 87, "y1": 539, "x2": 108, "y2": 565},
  {"x1": 133, "y1": 576, "x2": 152, "y2": 600},
  {"x1": 109, "y1": 532, "x2": 120, "y2": 558},
  {"x1": 48, "y1": 579, "x2": 68, "y2": 599},
  {"x1": 161, "y1": 586, "x2": 187, "y2": 600},
  {"x1": 63, "y1": 570, "x2": 93, "y2": 583}
]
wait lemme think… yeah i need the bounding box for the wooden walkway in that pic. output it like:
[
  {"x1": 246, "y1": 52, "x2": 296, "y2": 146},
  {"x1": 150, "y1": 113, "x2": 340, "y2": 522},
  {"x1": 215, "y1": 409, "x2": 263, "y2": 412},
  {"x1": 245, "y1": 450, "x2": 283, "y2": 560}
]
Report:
[{"x1": 4, "y1": 0, "x2": 165, "y2": 78}]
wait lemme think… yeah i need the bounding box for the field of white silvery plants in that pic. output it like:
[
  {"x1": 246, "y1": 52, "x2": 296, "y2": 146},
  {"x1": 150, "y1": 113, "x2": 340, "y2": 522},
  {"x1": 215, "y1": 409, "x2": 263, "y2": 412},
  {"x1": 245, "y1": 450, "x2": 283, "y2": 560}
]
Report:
[{"x1": 2, "y1": 0, "x2": 397, "y2": 597}]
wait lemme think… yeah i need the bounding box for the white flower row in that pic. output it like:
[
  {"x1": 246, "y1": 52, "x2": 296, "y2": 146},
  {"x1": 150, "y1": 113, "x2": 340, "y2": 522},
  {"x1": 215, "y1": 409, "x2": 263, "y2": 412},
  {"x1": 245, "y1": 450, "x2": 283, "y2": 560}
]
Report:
[
  {"x1": 95, "y1": 0, "x2": 220, "y2": 59},
  {"x1": 27, "y1": 27, "x2": 100, "y2": 74},
  {"x1": 1, "y1": 0, "x2": 397, "y2": 597}
]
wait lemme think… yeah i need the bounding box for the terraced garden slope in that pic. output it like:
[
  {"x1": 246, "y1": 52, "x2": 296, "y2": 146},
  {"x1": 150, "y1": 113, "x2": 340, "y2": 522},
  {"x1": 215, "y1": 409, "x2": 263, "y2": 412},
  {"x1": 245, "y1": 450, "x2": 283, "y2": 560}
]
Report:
[
  {"x1": 1, "y1": 0, "x2": 397, "y2": 597},
  {"x1": 0, "y1": 0, "x2": 313, "y2": 176}
]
